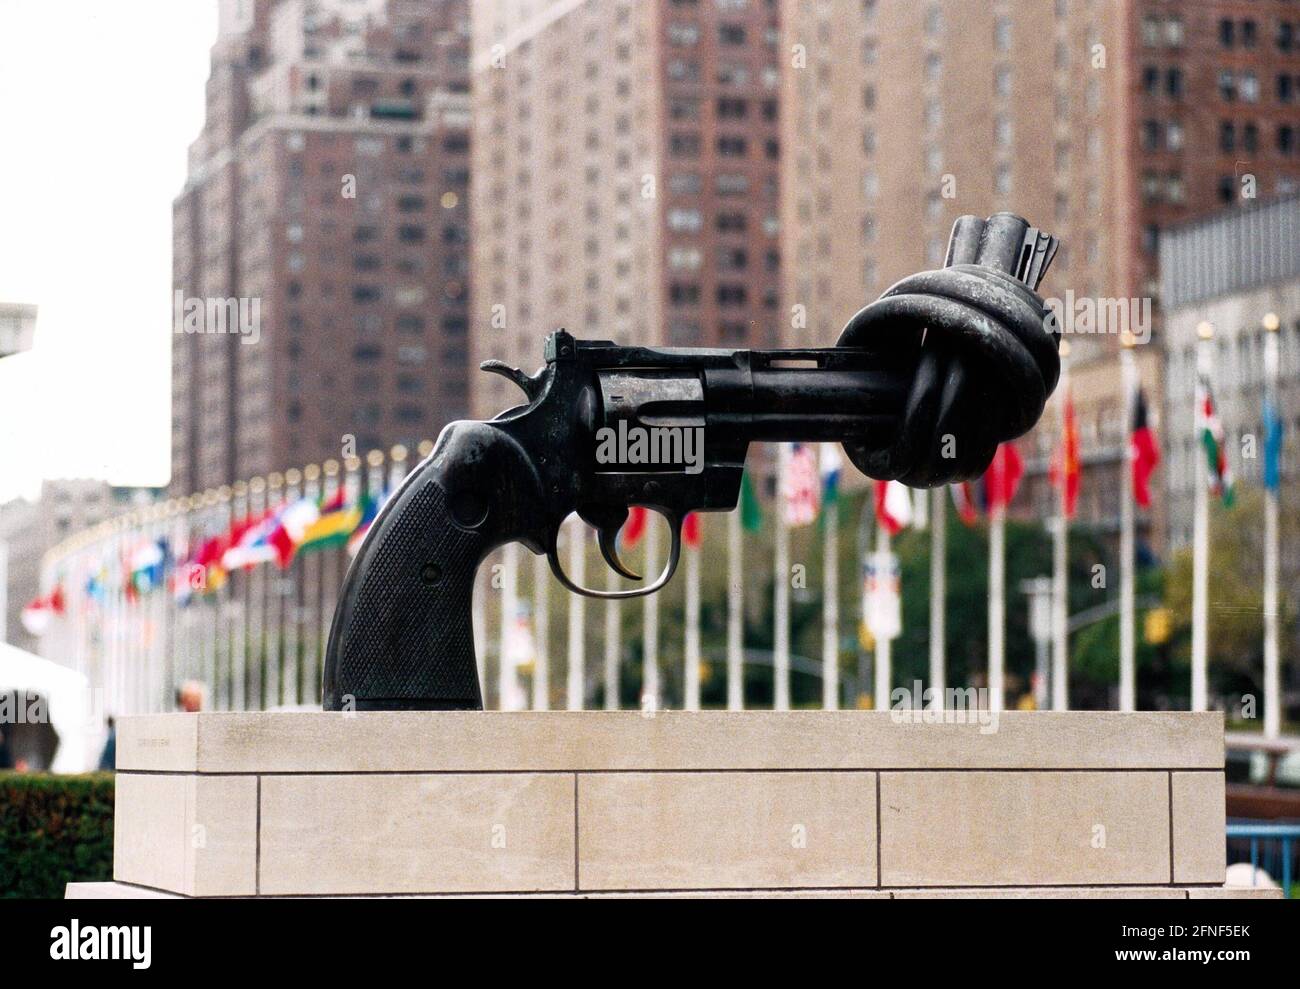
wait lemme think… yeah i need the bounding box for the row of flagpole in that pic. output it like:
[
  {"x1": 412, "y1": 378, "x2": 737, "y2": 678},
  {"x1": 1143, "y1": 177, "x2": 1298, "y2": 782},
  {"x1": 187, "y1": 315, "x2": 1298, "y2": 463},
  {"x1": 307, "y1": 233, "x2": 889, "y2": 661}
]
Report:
[
  {"x1": 34, "y1": 316, "x2": 1288, "y2": 723},
  {"x1": 35, "y1": 443, "x2": 426, "y2": 718}
]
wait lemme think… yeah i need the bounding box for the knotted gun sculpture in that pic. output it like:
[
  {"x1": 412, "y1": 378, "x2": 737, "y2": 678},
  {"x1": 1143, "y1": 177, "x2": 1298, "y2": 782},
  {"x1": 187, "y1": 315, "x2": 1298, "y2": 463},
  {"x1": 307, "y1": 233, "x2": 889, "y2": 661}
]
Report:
[{"x1": 323, "y1": 212, "x2": 1060, "y2": 710}]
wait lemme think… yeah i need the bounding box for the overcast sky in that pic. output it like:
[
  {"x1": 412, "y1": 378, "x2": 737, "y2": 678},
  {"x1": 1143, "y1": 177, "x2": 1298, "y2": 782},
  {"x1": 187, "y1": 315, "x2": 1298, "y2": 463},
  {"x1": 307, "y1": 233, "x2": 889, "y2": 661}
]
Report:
[{"x1": 0, "y1": 0, "x2": 217, "y2": 502}]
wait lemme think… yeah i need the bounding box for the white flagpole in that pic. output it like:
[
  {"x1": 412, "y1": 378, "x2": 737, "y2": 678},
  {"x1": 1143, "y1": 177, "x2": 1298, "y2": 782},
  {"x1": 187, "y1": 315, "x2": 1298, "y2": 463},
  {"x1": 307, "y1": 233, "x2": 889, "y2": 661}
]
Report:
[
  {"x1": 1192, "y1": 321, "x2": 1213, "y2": 711},
  {"x1": 874, "y1": 523, "x2": 891, "y2": 706},
  {"x1": 726, "y1": 506, "x2": 744, "y2": 710},
  {"x1": 533, "y1": 550, "x2": 550, "y2": 710},
  {"x1": 774, "y1": 445, "x2": 791, "y2": 711},
  {"x1": 248, "y1": 477, "x2": 267, "y2": 709},
  {"x1": 264, "y1": 473, "x2": 284, "y2": 707},
  {"x1": 684, "y1": 531, "x2": 701, "y2": 711},
  {"x1": 300, "y1": 465, "x2": 321, "y2": 707},
  {"x1": 930, "y1": 487, "x2": 946, "y2": 706},
  {"x1": 642, "y1": 516, "x2": 660, "y2": 709},
  {"x1": 499, "y1": 540, "x2": 521, "y2": 710},
  {"x1": 281, "y1": 469, "x2": 301, "y2": 707},
  {"x1": 988, "y1": 504, "x2": 1005, "y2": 712},
  {"x1": 317, "y1": 458, "x2": 342, "y2": 706},
  {"x1": 1263, "y1": 312, "x2": 1282, "y2": 738},
  {"x1": 603, "y1": 565, "x2": 620, "y2": 710},
  {"x1": 822, "y1": 492, "x2": 839, "y2": 710},
  {"x1": 1052, "y1": 344, "x2": 1071, "y2": 712},
  {"x1": 230, "y1": 482, "x2": 248, "y2": 711},
  {"x1": 1118, "y1": 335, "x2": 1138, "y2": 711},
  {"x1": 566, "y1": 519, "x2": 586, "y2": 710}
]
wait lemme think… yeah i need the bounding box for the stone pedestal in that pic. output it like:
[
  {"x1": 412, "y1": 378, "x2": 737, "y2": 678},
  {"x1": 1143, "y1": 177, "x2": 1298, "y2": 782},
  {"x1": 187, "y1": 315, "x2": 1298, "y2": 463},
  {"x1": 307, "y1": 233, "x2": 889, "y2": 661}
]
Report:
[{"x1": 68, "y1": 710, "x2": 1280, "y2": 898}]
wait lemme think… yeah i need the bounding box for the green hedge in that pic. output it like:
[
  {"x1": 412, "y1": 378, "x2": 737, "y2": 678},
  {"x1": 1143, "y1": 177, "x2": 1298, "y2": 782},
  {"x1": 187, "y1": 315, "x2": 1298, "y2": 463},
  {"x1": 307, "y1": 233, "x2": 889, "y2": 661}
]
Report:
[{"x1": 0, "y1": 773, "x2": 114, "y2": 898}]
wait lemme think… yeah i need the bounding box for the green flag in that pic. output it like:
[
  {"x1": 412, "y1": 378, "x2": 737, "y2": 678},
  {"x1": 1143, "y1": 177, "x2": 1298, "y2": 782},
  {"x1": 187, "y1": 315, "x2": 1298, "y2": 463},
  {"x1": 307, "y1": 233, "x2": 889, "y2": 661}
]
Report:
[{"x1": 740, "y1": 470, "x2": 763, "y2": 532}]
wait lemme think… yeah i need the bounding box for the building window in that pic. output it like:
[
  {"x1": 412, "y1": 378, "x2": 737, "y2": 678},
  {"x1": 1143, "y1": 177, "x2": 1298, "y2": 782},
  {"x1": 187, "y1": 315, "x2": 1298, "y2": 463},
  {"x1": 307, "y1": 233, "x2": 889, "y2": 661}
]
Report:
[
  {"x1": 667, "y1": 208, "x2": 703, "y2": 232},
  {"x1": 717, "y1": 284, "x2": 748, "y2": 307},
  {"x1": 669, "y1": 172, "x2": 703, "y2": 195},
  {"x1": 669, "y1": 282, "x2": 700, "y2": 305},
  {"x1": 717, "y1": 98, "x2": 748, "y2": 119},
  {"x1": 1141, "y1": 120, "x2": 1160, "y2": 151},
  {"x1": 717, "y1": 135, "x2": 747, "y2": 156},
  {"x1": 716, "y1": 212, "x2": 747, "y2": 233},
  {"x1": 719, "y1": 24, "x2": 746, "y2": 45},
  {"x1": 1165, "y1": 67, "x2": 1183, "y2": 99},
  {"x1": 670, "y1": 133, "x2": 701, "y2": 157}
]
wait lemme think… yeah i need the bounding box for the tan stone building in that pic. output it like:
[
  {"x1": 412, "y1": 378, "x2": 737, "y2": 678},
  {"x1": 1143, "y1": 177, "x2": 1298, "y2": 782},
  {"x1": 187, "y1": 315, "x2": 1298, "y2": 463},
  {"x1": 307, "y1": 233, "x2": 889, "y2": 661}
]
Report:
[
  {"x1": 779, "y1": 0, "x2": 1300, "y2": 551},
  {"x1": 470, "y1": 0, "x2": 785, "y2": 418}
]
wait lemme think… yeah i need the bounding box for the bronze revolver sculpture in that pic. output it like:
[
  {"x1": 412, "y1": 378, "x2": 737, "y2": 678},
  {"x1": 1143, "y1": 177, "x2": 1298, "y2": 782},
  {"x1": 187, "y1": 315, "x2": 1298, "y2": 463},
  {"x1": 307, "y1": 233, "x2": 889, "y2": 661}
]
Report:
[{"x1": 323, "y1": 212, "x2": 1060, "y2": 710}]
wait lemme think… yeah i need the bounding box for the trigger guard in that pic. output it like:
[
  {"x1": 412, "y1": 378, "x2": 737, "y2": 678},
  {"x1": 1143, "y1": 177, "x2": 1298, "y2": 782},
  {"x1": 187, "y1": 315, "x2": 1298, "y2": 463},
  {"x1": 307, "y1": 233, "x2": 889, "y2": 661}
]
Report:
[{"x1": 546, "y1": 513, "x2": 683, "y2": 600}]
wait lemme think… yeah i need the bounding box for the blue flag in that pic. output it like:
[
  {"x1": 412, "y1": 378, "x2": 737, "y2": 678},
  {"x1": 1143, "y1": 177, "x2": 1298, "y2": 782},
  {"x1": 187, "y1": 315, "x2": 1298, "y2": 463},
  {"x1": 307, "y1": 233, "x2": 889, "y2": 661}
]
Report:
[{"x1": 1263, "y1": 398, "x2": 1283, "y2": 492}]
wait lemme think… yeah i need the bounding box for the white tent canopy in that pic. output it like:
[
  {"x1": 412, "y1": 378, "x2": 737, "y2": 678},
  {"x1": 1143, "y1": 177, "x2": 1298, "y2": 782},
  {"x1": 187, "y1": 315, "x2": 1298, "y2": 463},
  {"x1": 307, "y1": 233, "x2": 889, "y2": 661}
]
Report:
[{"x1": 0, "y1": 641, "x2": 93, "y2": 773}]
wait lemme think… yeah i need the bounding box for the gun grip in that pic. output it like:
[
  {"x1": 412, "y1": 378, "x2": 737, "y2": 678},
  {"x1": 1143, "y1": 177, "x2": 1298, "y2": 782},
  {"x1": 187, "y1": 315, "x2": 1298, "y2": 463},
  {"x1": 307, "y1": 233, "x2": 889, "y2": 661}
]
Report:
[{"x1": 322, "y1": 421, "x2": 546, "y2": 710}]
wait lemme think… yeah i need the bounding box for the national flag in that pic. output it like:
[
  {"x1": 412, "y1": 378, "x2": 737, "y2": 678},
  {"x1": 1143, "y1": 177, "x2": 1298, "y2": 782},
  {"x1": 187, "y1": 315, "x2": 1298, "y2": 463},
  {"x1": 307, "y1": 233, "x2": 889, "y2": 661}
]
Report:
[
  {"x1": 819, "y1": 444, "x2": 843, "y2": 506},
  {"x1": 298, "y1": 489, "x2": 363, "y2": 556},
  {"x1": 984, "y1": 442, "x2": 1024, "y2": 510},
  {"x1": 221, "y1": 507, "x2": 281, "y2": 570},
  {"x1": 781, "y1": 443, "x2": 820, "y2": 527},
  {"x1": 683, "y1": 512, "x2": 702, "y2": 549},
  {"x1": 621, "y1": 505, "x2": 648, "y2": 548},
  {"x1": 193, "y1": 534, "x2": 229, "y2": 592},
  {"x1": 86, "y1": 566, "x2": 107, "y2": 605},
  {"x1": 129, "y1": 539, "x2": 168, "y2": 594},
  {"x1": 1130, "y1": 387, "x2": 1160, "y2": 508},
  {"x1": 193, "y1": 514, "x2": 254, "y2": 593},
  {"x1": 268, "y1": 495, "x2": 322, "y2": 568},
  {"x1": 1048, "y1": 390, "x2": 1080, "y2": 518},
  {"x1": 951, "y1": 482, "x2": 980, "y2": 526},
  {"x1": 20, "y1": 585, "x2": 64, "y2": 636},
  {"x1": 874, "y1": 479, "x2": 913, "y2": 536},
  {"x1": 346, "y1": 489, "x2": 388, "y2": 556},
  {"x1": 739, "y1": 469, "x2": 763, "y2": 532},
  {"x1": 1197, "y1": 375, "x2": 1235, "y2": 505},
  {"x1": 1264, "y1": 396, "x2": 1284, "y2": 492}
]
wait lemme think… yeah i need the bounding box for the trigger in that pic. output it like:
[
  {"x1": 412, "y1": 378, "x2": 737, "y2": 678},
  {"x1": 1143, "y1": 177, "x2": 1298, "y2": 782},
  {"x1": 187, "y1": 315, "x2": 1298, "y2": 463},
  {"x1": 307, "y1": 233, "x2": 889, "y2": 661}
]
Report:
[{"x1": 598, "y1": 525, "x2": 641, "y2": 581}]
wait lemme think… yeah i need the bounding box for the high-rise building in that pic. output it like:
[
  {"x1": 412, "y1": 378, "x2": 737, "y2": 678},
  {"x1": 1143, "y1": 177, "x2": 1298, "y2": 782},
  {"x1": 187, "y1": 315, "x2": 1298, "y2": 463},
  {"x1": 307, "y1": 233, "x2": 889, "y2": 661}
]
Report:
[
  {"x1": 469, "y1": 0, "x2": 784, "y2": 419},
  {"x1": 171, "y1": 0, "x2": 472, "y2": 495},
  {"x1": 780, "y1": 0, "x2": 1300, "y2": 551}
]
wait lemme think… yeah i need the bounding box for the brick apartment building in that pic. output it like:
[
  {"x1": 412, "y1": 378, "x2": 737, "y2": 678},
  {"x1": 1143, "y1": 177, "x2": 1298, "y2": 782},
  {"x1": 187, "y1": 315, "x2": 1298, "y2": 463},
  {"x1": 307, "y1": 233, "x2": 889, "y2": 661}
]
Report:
[
  {"x1": 171, "y1": 0, "x2": 472, "y2": 495},
  {"x1": 780, "y1": 0, "x2": 1300, "y2": 554},
  {"x1": 469, "y1": 0, "x2": 785, "y2": 419}
]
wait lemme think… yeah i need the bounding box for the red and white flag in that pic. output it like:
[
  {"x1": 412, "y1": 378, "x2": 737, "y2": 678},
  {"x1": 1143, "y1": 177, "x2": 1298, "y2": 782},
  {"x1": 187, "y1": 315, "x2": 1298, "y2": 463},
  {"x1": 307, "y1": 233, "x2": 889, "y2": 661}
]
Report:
[
  {"x1": 874, "y1": 480, "x2": 913, "y2": 536},
  {"x1": 781, "y1": 444, "x2": 820, "y2": 527},
  {"x1": 20, "y1": 585, "x2": 65, "y2": 637},
  {"x1": 951, "y1": 482, "x2": 980, "y2": 526}
]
